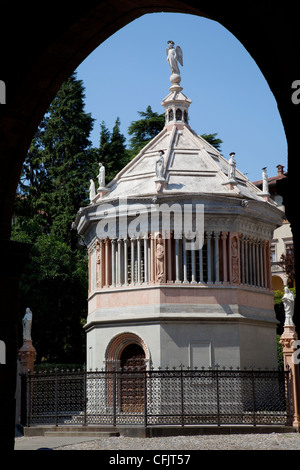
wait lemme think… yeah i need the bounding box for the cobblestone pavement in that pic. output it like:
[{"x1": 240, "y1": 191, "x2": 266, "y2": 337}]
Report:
[{"x1": 54, "y1": 433, "x2": 300, "y2": 450}]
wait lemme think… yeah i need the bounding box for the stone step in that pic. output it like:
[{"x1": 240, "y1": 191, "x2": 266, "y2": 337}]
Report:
[{"x1": 44, "y1": 430, "x2": 119, "y2": 437}]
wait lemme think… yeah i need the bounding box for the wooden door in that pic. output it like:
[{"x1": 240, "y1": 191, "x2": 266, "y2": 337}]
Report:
[{"x1": 120, "y1": 344, "x2": 145, "y2": 413}]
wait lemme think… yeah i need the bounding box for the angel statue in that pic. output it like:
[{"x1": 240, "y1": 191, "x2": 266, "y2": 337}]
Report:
[{"x1": 166, "y1": 41, "x2": 183, "y2": 76}]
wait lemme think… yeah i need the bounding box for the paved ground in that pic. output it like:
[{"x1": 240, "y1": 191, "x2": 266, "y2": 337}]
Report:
[{"x1": 14, "y1": 432, "x2": 300, "y2": 451}]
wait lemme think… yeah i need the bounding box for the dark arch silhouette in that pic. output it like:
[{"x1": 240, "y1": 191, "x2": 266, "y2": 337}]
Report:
[{"x1": 1, "y1": 2, "x2": 299, "y2": 449}]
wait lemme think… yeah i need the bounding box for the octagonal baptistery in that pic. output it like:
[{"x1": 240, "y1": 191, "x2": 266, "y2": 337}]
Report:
[{"x1": 74, "y1": 68, "x2": 283, "y2": 372}]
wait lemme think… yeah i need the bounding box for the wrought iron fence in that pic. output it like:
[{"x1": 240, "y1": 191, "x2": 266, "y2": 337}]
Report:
[{"x1": 21, "y1": 367, "x2": 292, "y2": 428}]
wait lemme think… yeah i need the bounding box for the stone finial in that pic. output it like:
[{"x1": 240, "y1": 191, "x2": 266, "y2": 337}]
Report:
[{"x1": 259, "y1": 167, "x2": 270, "y2": 201}]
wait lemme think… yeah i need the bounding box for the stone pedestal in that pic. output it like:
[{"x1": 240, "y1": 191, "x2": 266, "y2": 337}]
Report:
[
  {"x1": 0, "y1": 240, "x2": 31, "y2": 450},
  {"x1": 18, "y1": 340, "x2": 37, "y2": 374},
  {"x1": 280, "y1": 324, "x2": 300, "y2": 430}
]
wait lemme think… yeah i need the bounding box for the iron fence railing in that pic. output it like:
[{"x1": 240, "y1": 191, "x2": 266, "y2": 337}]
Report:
[{"x1": 21, "y1": 367, "x2": 292, "y2": 428}]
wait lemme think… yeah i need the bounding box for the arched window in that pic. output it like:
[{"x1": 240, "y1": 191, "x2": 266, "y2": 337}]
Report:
[{"x1": 176, "y1": 108, "x2": 182, "y2": 120}]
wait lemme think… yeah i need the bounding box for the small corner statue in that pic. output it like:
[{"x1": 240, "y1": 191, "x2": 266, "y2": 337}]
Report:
[
  {"x1": 166, "y1": 40, "x2": 183, "y2": 76},
  {"x1": 22, "y1": 307, "x2": 33, "y2": 341},
  {"x1": 282, "y1": 286, "x2": 295, "y2": 326},
  {"x1": 155, "y1": 150, "x2": 165, "y2": 180},
  {"x1": 97, "y1": 162, "x2": 105, "y2": 190}
]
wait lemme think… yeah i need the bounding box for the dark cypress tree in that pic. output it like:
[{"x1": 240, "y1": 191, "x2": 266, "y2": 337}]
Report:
[
  {"x1": 12, "y1": 72, "x2": 98, "y2": 363},
  {"x1": 98, "y1": 117, "x2": 130, "y2": 183}
]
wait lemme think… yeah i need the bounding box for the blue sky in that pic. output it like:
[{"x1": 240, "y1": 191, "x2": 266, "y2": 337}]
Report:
[{"x1": 76, "y1": 12, "x2": 287, "y2": 183}]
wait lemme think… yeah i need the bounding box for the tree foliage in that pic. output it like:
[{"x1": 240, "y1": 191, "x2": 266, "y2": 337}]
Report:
[
  {"x1": 12, "y1": 73, "x2": 98, "y2": 363},
  {"x1": 128, "y1": 105, "x2": 165, "y2": 156},
  {"x1": 279, "y1": 246, "x2": 295, "y2": 285},
  {"x1": 98, "y1": 118, "x2": 130, "y2": 182},
  {"x1": 127, "y1": 105, "x2": 223, "y2": 155}
]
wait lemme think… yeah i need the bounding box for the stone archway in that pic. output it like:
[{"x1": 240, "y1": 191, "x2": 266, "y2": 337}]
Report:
[
  {"x1": 1, "y1": 2, "x2": 299, "y2": 450},
  {"x1": 105, "y1": 332, "x2": 149, "y2": 413},
  {"x1": 105, "y1": 331, "x2": 150, "y2": 368}
]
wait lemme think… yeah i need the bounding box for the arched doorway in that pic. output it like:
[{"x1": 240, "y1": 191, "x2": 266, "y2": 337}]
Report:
[
  {"x1": 105, "y1": 331, "x2": 150, "y2": 367},
  {"x1": 120, "y1": 343, "x2": 146, "y2": 371},
  {"x1": 120, "y1": 343, "x2": 146, "y2": 413}
]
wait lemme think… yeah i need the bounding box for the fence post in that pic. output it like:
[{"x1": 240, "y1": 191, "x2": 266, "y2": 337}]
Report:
[
  {"x1": 83, "y1": 369, "x2": 87, "y2": 426},
  {"x1": 215, "y1": 365, "x2": 220, "y2": 426},
  {"x1": 144, "y1": 370, "x2": 147, "y2": 428},
  {"x1": 180, "y1": 365, "x2": 184, "y2": 427},
  {"x1": 113, "y1": 366, "x2": 117, "y2": 427},
  {"x1": 54, "y1": 368, "x2": 58, "y2": 426},
  {"x1": 251, "y1": 369, "x2": 256, "y2": 426},
  {"x1": 280, "y1": 324, "x2": 300, "y2": 430}
]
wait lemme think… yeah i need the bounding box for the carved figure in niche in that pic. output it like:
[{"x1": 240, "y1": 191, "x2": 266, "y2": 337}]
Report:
[
  {"x1": 231, "y1": 238, "x2": 239, "y2": 284},
  {"x1": 156, "y1": 238, "x2": 165, "y2": 282},
  {"x1": 96, "y1": 240, "x2": 101, "y2": 288},
  {"x1": 282, "y1": 286, "x2": 295, "y2": 326},
  {"x1": 22, "y1": 308, "x2": 33, "y2": 341}
]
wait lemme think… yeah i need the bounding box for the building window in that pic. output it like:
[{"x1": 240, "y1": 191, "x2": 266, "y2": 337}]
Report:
[
  {"x1": 176, "y1": 109, "x2": 182, "y2": 121},
  {"x1": 270, "y1": 245, "x2": 276, "y2": 263}
]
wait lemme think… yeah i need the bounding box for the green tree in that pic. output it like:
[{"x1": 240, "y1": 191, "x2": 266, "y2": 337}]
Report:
[
  {"x1": 200, "y1": 133, "x2": 223, "y2": 151},
  {"x1": 127, "y1": 105, "x2": 223, "y2": 156},
  {"x1": 12, "y1": 72, "x2": 97, "y2": 363},
  {"x1": 128, "y1": 105, "x2": 165, "y2": 156},
  {"x1": 98, "y1": 118, "x2": 130, "y2": 183}
]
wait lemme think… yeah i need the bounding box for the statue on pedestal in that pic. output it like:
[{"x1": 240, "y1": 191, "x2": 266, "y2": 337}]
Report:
[
  {"x1": 262, "y1": 167, "x2": 269, "y2": 194},
  {"x1": 228, "y1": 152, "x2": 236, "y2": 181},
  {"x1": 22, "y1": 307, "x2": 33, "y2": 341},
  {"x1": 155, "y1": 151, "x2": 165, "y2": 180},
  {"x1": 19, "y1": 307, "x2": 37, "y2": 374},
  {"x1": 166, "y1": 41, "x2": 183, "y2": 76},
  {"x1": 97, "y1": 162, "x2": 105, "y2": 190},
  {"x1": 89, "y1": 179, "x2": 96, "y2": 203},
  {"x1": 282, "y1": 286, "x2": 295, "y2": 326}
]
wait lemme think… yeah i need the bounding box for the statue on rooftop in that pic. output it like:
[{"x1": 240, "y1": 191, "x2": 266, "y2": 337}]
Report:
[
  {"x1": 155, "y1": 150, "x2": 165, "y2": 180},
  {"x1": 89, "y1": 179, "x2": 96, "y2": 203},
  {"x1": 262, "y1": 167, "x2": 269, "y2": 194},
  {"x1": 97, "y1": 162, "x2": 105, "y2": 189},
  {"x1": 166, "y1": 41, "x2": 183, "y2": 76},
  {"x1": 228, "y1": 152, "x2": 236, "y2": 181}
]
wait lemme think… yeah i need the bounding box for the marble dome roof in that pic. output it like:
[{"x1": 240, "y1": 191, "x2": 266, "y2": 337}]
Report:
[{"x1": 93, "y1": 66, "x2": 276, "y2": 207}]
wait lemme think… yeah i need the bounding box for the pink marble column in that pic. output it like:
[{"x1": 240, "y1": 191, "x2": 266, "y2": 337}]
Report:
[{"x1": 280, "y1": 325, "x2": 300, "y2": 429}]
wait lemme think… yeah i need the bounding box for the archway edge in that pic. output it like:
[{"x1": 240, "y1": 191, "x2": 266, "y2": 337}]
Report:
[
  {"x1": 105, "y1": 331, "x2": 150, "y2": 364},
  {"x1": 1, "y1": 2, "x2": 299, "y2": 240}
]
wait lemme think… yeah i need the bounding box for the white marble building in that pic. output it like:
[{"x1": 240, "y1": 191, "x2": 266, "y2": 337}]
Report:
[{"x1": 74, "y1": 45, "x2": 283, "y2": 373}]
